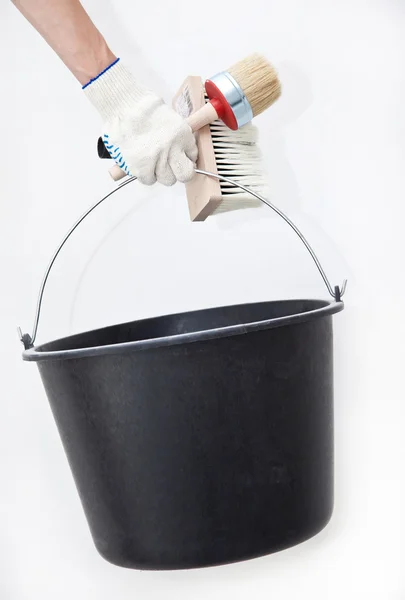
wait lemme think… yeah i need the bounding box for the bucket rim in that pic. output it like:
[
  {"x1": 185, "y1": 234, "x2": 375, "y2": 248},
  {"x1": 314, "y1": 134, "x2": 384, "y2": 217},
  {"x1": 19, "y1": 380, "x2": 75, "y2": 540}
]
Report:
[{"x1": 23, "y1": 298, "x2": 344, "y2": 363}]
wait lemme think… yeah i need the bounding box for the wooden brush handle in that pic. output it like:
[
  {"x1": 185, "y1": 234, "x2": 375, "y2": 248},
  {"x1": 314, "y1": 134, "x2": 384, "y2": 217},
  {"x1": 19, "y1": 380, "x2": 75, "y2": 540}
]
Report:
[
  {"x1": 108, "y1": 103, "x2": 218, "y2": 181},
  {"x1": 187, "y1": 102, "x2": 218, "y2": 131},
  {"x1": 109, "y1": 164, "x2": 128, "y2": 181}
]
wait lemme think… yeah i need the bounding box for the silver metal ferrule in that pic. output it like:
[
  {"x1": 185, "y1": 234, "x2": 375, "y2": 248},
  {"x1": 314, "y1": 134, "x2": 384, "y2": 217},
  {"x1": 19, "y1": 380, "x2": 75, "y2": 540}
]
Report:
[{"x1": 209, "y1": 71, "x2": 253, "y2": 128}]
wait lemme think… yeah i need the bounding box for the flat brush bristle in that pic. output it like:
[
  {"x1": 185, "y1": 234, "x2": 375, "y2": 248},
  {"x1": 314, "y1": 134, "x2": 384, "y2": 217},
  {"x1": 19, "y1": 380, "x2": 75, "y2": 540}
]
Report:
[
  {"x1": 227, "y1": 53, "x2": 281, "y2": 117},
  {"x1": 205, "y1": 91, "x2": 269, "y2": 215}
]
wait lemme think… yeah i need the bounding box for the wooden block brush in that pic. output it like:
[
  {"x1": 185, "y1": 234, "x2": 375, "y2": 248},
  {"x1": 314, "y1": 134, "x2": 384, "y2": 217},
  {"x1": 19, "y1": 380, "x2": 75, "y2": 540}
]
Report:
[
  {"x1": 106, "y1": 53, "x2": 281, "y2": 183},
  {"x1": 172, "y1": 75, "x2": 269, "y2": 221}
]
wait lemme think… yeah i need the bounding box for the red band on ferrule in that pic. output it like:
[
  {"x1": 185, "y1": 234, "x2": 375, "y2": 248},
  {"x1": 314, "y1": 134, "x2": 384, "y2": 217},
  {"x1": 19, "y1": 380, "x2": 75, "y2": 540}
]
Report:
[
  {"x1": 210, "y1": 97, "x2": 225, "y2": 119},
  {"x1": 205, "y1": 79, "x2": 238, "y2": 130}
]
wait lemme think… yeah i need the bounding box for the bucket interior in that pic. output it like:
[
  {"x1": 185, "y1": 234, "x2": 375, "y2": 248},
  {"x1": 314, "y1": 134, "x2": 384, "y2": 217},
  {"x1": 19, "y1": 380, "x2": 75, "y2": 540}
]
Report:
[{"x1": 36, "y1": 299, "x2": 329, "y2": 353}]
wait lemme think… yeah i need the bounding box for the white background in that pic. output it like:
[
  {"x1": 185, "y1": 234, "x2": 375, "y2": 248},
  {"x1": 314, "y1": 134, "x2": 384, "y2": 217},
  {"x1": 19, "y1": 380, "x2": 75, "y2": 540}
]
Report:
[{"x1": 1, "y1": 0, "x2": 405, "y2": 598}]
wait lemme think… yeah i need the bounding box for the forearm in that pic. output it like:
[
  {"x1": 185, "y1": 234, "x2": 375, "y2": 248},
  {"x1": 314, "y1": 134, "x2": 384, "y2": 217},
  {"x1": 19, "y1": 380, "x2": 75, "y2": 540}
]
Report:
[{"x1": 11, "y1": 0, "x2": 116, "y2": 85}]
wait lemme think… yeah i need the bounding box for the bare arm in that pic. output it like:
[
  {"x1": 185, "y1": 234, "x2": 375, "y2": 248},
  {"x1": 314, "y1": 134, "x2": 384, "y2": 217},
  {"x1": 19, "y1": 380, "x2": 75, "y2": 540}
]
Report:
[{"x1": 12, "y1": 0, "x2": 116, "y2": 85}]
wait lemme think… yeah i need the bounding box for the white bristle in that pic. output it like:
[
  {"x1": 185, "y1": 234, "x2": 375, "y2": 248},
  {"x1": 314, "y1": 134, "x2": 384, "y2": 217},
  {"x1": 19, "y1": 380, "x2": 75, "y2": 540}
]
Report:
[{"x1": 205, "y1": 95, "x2": 269, "y2": 215}]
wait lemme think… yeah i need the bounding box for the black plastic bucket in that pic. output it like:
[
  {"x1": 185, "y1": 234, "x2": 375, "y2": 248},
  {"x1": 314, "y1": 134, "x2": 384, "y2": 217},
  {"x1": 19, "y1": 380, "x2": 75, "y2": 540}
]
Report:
[
  {"x1": 20, "y1": 177, "x2": 345, "y2": 570},
  {"x1": 23, "y1": 298, "x2": 342, "y2": 569}
]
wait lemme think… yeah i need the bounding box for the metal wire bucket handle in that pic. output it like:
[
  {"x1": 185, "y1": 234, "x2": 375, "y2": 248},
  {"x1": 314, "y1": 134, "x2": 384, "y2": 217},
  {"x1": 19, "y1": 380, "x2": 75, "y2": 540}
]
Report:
[{"x1": 18, "y1": 172, "x2": 347, "y2": 350}]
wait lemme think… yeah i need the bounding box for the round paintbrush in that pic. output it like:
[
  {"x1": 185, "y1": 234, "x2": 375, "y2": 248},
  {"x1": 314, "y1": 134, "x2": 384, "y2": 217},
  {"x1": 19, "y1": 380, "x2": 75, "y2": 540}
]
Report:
[{"x1": 190, "y1": 52, "x2": 281, "y2": 131}]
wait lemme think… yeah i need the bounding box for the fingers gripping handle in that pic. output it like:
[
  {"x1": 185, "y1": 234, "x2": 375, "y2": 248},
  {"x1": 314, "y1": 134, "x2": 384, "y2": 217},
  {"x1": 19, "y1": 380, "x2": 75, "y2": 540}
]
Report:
[{"x1": 104, "y1": 103, "x2": 219, "y2": 181}]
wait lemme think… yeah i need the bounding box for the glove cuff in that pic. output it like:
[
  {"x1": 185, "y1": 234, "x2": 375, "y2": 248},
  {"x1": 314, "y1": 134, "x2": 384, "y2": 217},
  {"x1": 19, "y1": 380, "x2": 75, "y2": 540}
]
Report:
[{"x1": 83, "y1": 58, "x2": 151, "y2": 121}]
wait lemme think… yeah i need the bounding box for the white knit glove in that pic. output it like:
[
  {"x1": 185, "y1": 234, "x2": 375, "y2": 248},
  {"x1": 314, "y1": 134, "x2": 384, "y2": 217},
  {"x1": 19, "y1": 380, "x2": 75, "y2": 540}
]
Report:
[{"x1": 84, "y1": 59, "x2": 198, "y2": 185}]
